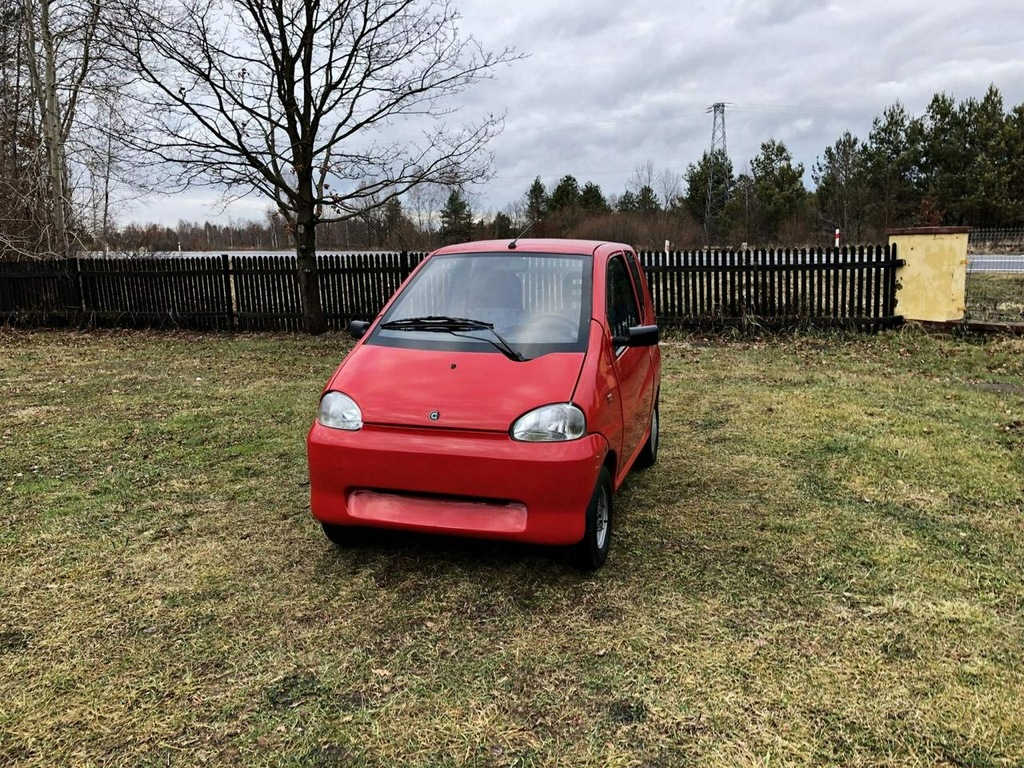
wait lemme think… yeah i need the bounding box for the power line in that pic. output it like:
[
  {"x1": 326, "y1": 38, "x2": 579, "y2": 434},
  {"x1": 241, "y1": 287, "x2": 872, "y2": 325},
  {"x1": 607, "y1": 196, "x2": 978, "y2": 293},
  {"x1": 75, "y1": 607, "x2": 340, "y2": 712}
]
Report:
[
  {"x1": 729, "y1": 102, "x2": 876, "y2": 117},
  {"x1": 497, "y1": 105, "x2": 711, "y2": 137}
]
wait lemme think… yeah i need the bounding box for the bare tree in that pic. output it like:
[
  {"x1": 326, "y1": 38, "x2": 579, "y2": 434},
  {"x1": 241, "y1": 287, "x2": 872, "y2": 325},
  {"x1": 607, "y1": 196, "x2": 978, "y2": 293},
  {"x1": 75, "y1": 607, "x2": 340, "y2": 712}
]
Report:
[
  {"x1": 406, "y1": 184, "x2": 430, "y2": 240},
  {"x1": 265, "y1": 208, "x2": 286, "y2": 250},
  {"x1": 76, "y1": 85, "x2": 157, "y2": 254},
  {"x1": 0, "y1": 0, "x2": 42, "y2": 259},
  {"x1": 656, "y1": 167, "x2": 682, "y2": 210},
  {"x1": 2, "y1": 0, "x2": 143, "y2": 258},
  {"x1": 22, "y1": 0, "x2": 103, "y2": 254},
  {"x1": 120, "y1": 0, "x2": 518, "y2": 333},
  {"x1": 629, "y1": 159, "x2": 656, "y2": 194},
  {"x1": 503, "y1": 198, "x2": 527, "y2": 233},
  {"x1": 406, "y1": 180, "x2": 447, "y2": 248},
  {"x1": 2, "y1": 0, "x2": 91, "y2": 257}
]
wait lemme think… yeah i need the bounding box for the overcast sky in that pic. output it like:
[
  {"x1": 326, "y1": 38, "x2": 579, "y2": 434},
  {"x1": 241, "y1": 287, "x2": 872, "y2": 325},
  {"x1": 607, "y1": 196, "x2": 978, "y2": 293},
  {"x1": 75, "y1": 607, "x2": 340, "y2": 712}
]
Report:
[{"x1": 128, "y1": 0, "x2": 1024, "y2": 227}]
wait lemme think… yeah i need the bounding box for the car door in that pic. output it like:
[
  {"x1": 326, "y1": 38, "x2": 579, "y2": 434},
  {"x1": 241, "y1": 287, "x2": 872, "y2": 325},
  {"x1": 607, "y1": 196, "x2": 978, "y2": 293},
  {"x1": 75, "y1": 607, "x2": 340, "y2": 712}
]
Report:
[{"x1": 605, "y1": 252, "x2": 655, "y2": 465}]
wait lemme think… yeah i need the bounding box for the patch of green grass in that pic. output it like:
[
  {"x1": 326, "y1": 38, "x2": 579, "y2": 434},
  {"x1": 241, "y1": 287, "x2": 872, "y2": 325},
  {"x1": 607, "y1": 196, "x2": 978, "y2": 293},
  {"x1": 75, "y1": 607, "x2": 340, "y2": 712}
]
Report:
[
  {"x1": 966, "y1": 272, "x2": 1024, "y2": 323},
  {"x1": 1, "y1": 327, "x2": 1022, "y2": 766}
]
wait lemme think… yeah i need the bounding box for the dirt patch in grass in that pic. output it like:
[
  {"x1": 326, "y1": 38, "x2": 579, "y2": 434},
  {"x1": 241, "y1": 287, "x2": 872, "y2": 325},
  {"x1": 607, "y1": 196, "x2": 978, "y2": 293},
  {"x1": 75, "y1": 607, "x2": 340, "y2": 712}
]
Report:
[
  {"x1": 976, "y1": 381, "x2": 1024, "y2": 395},
  {"x1": 2, "y1": 327, "x2": 1023, "y2": 766}
]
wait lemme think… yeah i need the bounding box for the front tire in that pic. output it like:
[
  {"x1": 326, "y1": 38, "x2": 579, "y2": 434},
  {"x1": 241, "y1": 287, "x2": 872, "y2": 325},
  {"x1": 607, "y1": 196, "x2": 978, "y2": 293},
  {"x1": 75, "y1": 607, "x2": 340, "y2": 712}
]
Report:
[
  {"x1": 571, "y1": 466, "x2": 613, "y2": 570},
  {"x1": 322, "y1": 522, "x2": 365, "y2": 546}
]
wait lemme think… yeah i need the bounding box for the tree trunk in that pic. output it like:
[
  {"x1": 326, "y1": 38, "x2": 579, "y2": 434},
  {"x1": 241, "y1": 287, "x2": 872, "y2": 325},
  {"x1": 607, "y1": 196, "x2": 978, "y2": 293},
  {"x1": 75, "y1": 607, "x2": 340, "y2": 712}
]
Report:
[
  {"x1": 294, "y1": 215, "x2": 326, "y2": 334},
  {"x1": 39, "y1": 0, "x2": 68, "y2": 254},
  {"x1": 24, "y1": 0, "x2": 67, "y2": 255}
]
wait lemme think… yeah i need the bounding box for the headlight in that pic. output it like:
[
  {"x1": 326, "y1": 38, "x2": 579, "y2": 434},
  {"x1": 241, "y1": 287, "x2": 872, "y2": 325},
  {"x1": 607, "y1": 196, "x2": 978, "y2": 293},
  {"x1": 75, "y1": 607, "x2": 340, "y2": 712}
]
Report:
[
  {"x1": 511, "y1": 403, "x2": 585, "y2": 442},
  {"x1": 317, "y1": 391, "x2": 363, "y2": 430}
]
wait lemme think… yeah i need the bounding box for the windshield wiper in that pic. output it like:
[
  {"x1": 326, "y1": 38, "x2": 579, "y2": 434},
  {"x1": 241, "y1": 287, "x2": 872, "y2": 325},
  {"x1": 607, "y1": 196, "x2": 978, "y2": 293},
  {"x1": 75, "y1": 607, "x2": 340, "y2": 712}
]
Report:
[
  {"x1": 380, "y1": 315, "x2": 482, "y2": 331},
  {"x1": 379, "y1": 316, "x2": 527, "y2": 362}
]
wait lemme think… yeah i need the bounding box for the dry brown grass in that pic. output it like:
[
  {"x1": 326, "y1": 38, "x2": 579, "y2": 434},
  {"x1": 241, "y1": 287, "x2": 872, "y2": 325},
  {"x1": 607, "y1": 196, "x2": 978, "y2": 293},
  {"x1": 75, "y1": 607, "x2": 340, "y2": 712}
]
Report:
[
  {"x1": 1, "y1": 327, "x2": 1022, "y2": 766},
  {"x1": 966, "y1": 272, "x2": 1024, "y2": 324}
]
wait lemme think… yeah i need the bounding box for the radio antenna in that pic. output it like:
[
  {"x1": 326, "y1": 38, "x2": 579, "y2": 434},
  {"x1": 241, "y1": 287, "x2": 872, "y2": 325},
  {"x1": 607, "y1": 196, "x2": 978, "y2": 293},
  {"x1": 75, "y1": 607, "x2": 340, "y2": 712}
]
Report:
[{"x1": 508, "y1": 221, "x2": 534, "y2": 250}]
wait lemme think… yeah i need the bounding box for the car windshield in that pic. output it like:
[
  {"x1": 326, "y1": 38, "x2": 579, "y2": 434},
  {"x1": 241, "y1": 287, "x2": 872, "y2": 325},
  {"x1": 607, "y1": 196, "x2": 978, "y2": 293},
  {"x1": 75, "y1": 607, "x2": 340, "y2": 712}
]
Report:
[{"x1": 370, "y1": 253, "x2": 591, "y2": 357}]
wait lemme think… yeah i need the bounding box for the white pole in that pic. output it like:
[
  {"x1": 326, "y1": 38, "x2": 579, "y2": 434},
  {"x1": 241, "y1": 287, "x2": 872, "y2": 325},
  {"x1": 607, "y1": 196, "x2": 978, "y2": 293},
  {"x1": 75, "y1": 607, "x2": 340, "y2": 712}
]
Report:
[{"x1": 834, "y1": 228, "x2": 841, "y2": 247}]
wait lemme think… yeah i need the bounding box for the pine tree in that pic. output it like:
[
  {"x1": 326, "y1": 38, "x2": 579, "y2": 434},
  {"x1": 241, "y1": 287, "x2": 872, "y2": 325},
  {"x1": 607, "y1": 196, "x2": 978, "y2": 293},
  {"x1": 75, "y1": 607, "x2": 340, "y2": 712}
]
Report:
[
  {"x1": 525, "y1": 177, "x2": 548, "y2": 223},
  {"x1": 635, "y1": 185, "x2": 661, "y2": 217},
  {"x1": 579, "y1": 182, "x2": 609, "y2": 214},
  {"x1": 750, "y1": 140, "x2": 806, "y2": 240},
  {"x1": 812, "y1": 132, "x2": 868, "y2": 240},
  {"x1": 918, "y1": 93, "x2": 968, "y2": 223},
  {"x1": 490, "y1": 211, "x2": 514, "y2": 239},
  {"x1": 616, "y1": 190, "x2": 639, "y2": 214},
  {"x1": 438, "y1": 190, "x2": 474, "y2": 245},
  {"x1": 684, "y1": 150, "x2": 734, "y2": 236},
  {"x1": 1004, "y1": 104, "x2": 1024, "y2": 224},
  {"x1": 862, "y1": 102, "x2": 923, "y2": 231},
  {"x1": 963, "y1": 85, "x2": 1011, "y2": 226},
  {"x1": 549, "y1": 175, "x2": 581, "y2": 212}
]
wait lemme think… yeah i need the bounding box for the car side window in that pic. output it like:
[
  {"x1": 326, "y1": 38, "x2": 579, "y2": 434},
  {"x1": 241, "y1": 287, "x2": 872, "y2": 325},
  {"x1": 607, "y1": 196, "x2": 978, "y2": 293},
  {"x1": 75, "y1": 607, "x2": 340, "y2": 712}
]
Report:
[
  {"x1": 606, "y1": 255, "x2": 641, "y2": 341},
  {"x1": 623, "y1": 251, "x2": 647, "y2": 323}
]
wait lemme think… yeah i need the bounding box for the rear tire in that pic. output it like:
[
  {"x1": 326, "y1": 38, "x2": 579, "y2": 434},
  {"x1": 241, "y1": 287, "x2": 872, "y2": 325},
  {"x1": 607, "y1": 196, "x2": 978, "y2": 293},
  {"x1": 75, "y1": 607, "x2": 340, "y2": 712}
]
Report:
[
  {"x1": 571, "y1": 466, "x2": 613, "y2": 570},
  {"x1": 635, "y1": 398, "x2": 659, "y2": 469}
]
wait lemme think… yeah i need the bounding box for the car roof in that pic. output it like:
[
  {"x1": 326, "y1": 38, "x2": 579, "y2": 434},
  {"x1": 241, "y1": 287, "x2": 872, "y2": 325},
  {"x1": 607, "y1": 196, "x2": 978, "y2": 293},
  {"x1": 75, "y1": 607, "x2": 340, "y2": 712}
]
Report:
[{"x1": 430, "y1": 238, "x2": 633, "y2": 257}]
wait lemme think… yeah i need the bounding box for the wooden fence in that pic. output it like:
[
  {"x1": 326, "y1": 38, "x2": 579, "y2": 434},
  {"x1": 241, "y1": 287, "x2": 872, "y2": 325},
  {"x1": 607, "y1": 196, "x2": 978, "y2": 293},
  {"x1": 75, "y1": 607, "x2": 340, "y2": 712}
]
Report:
[
  {"x1": 0, "y1": 246, "x2": 902, "y2": 332},
  {"x1": 640, "y1": 245, "x2": 902, "y2": 331}
]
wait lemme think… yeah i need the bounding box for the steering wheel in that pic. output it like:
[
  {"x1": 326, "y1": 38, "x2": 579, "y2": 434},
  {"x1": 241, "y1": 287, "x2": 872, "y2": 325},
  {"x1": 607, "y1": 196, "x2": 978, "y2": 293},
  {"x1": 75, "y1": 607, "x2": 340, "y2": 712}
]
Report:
[{"x1": 526, "y1": 313, "x2": 578, "y2": 339}]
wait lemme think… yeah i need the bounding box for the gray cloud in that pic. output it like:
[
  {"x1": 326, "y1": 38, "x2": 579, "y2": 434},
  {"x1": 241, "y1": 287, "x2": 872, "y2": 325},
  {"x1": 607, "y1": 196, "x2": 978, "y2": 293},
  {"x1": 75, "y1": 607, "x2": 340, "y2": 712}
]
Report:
[
  {"x1": 727, "y1": 0, "x2": 826, "y2": 29},
  {"x1": 452, "y1": 0, "x2": 1024, "y2": 214},
  {"x1": 131, "y1": 0, "x2": 1024, "y2": 223}
]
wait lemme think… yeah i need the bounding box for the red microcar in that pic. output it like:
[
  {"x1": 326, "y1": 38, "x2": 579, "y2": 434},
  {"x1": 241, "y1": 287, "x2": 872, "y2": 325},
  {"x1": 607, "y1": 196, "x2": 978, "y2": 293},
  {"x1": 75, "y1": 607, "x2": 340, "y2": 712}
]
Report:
[{"x1": 306, "y1": 238, "x2": 661, "y2": 569}]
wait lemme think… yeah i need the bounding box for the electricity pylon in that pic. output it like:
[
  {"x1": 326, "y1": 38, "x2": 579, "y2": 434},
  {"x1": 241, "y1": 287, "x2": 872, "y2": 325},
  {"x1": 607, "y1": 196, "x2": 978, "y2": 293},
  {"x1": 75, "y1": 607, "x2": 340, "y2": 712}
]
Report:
[{"x1": 704, "y1": 102, "x2": 728, "y2": 245}]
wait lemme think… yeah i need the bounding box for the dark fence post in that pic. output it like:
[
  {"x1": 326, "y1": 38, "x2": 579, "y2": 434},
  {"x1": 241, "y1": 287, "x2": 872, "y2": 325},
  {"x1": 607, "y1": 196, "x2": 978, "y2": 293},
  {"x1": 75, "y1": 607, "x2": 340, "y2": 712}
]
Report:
[
  {"x1": 71, "y1": 257, "x2": 84, "y2": 325},
  {"x1": 884, "y1": 242, "x2": 899, "y2": 323},
  {"x1": 221, "y1": 253, "x2": 235, "y2": 331}
]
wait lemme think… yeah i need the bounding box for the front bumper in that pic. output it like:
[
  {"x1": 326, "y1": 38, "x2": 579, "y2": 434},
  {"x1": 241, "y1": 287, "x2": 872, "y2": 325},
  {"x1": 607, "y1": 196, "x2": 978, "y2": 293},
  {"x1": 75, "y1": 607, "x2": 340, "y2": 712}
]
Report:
[{"x1": 307, "y1": 423, "x2": 607, "y2": 545}]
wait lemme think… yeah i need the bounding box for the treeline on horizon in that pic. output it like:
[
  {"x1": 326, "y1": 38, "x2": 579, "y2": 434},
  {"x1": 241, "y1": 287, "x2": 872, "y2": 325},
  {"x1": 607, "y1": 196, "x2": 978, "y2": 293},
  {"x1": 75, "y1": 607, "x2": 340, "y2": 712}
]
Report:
[{"x1": 105, "y1": 85, "x2": 1024, "y2": 255}]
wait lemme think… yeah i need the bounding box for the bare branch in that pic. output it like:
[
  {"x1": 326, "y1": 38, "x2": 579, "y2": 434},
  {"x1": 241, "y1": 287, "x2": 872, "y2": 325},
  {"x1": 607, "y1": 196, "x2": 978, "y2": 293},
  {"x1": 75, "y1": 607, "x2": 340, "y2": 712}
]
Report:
[{"x1": 113, "y1": 0, "x2": 521, "y2": 330}]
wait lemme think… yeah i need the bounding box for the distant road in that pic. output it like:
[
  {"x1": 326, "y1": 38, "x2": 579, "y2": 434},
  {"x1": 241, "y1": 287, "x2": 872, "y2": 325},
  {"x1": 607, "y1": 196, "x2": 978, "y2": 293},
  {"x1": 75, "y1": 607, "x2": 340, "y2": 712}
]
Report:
[{"x1": 968, "y1": 254, "x2": 1024, "y2": 273}]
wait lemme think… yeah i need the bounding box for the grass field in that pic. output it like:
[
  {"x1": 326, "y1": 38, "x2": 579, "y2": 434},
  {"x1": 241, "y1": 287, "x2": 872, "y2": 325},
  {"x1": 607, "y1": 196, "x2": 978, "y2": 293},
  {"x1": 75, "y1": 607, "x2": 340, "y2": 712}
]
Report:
[
  {"x1": 1, "y1": 328, "x2": 1022, "y2": 767},
  {"x1": 966, "y1": 272, "x2": 1024, "y2": 324}
]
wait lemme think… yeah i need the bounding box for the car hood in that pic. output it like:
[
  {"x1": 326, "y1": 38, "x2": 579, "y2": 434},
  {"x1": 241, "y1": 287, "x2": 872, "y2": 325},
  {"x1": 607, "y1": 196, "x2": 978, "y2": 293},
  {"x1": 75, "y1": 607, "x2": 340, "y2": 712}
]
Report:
[{"x1": 330, "y1": 345, "x2": 585, "y2": 432}]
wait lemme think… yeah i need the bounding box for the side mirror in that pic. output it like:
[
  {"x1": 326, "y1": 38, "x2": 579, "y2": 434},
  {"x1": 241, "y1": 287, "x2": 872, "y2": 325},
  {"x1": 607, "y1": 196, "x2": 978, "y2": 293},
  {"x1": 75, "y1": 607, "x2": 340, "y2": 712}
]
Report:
[
  {"x1": 612, "y1": 324, "x2": 659, "y2": 348},
  {"x1": 348, "y1": 320, "x2": 370, "y2": 339}
]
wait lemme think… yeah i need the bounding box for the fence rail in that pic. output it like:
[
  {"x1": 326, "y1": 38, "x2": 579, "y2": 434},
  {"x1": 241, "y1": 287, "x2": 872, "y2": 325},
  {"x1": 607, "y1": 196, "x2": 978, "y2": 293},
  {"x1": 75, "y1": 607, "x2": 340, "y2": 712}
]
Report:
[
  {"x1": 969, "y1": 227, "x2": 1024, "y2": 245},
  {"x1": 1, "y1": 246, "x2": 902, "y2": 333}
]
